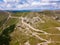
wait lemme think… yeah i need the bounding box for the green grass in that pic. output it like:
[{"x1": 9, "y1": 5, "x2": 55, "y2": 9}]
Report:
[
  {"x1": 0, "y1": 14, "x2": 8, "y2": 21},
  {"x1": 48, "y1": 43, "x2": 60, "y2": 45},
  {"x1": 10, "y1": 29, "x2": 29, "y2": 45},
  {"x1": 34, "y1": 17, "x2": 60, "y2": 30},
  {"x1": 29, "y1": 36, "x2": 45, "y2": 45},
  {"x1": 12, "y1": 12, "x2": 30, "y2": 17},
  {"x1": 49, "y1": 35, "x2": 60, "y2": 41},
  {"x1": 43, "y1": 28, "x2": 60, "y2": 34},
  {"x1": 5, "y1": 18, "x2": 18, "y2": 27}
]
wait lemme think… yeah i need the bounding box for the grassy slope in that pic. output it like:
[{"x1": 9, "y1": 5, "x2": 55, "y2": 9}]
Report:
[
  {"x1": 11, "y1": 11, "x2": 60, "y2": 45},
  {"x1": 0, "y1": 11, "x2": 60, "y2": 45}
]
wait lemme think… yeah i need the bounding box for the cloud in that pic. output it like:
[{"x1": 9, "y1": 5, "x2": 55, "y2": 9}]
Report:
[
  {"x1": 31, "y1": 2, "x2": 40, "y2": 6},
  {"x1": 17, "y1": 3, "x2": 29, "y2": 8},
  {"x1": 0, "y1": 0, "x2": 60, "y2": 10},
  {"x1": 4, "y1": 0, "x2": 17, "y2": 3}
]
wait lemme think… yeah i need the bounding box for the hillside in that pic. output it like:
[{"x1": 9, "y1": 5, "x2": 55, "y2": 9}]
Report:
[{"x1": 0, "y1": 11, "x2": 60, "y2": 45}]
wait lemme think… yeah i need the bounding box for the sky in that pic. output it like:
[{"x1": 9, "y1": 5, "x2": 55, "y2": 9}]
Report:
[{"x1": 0, "y1": 0, "x2": 60, "y2": 11}]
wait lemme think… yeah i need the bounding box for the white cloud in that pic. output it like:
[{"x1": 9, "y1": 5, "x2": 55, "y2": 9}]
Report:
[
  {"x1": 17, "y1": 4, "x2": 29, "y2": 8},
  {"x1": 31, "y1": 1, "x2": 57, "y2": 6},
  {"x1": 0, "y1": 0, "x2": 60, "y2": 10},
  {"x1": 31, "y1": 2, "x2": 40, "y2": 6},
  {"x1": 3, "y1": 0, "x2": 19, "y2": 3},
  {"x1": 7, "y1": 4, "x2": 12, "y2": 8},
  {"x1": 41, "y1": 0, "x2": 59, "y2": 2},
  {"x1": 41, "y1": 0, "x2": 49, "y2": 3}
]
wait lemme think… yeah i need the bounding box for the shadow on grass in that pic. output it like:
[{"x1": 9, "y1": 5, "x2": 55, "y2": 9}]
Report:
[{"x1": 0, "y1": 24, "x2": 16, "y2": 45}]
